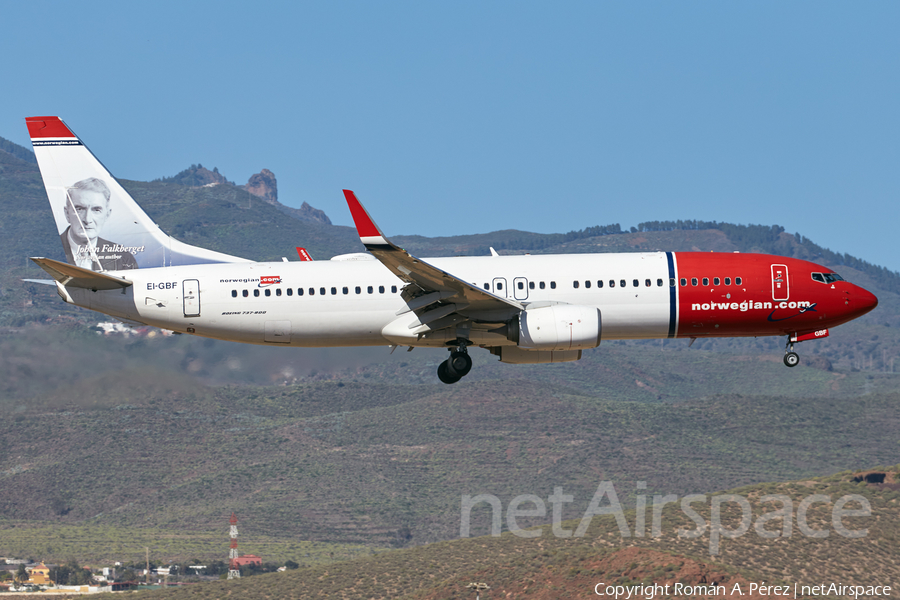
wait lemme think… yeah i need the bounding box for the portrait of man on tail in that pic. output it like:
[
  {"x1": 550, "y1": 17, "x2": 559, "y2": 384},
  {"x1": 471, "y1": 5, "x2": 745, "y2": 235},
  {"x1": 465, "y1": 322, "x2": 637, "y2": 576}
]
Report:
[{"x1": 60, "y1": 177, "x2": 139, "y2": 271}]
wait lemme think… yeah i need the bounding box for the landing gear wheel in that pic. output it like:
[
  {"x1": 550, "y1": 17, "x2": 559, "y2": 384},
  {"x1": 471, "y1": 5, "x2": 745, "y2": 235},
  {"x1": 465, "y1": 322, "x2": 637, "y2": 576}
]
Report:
[
  {"x1": 784, "y1": 352, "x2": 800, "y2": 368},
  {"x1": 447, "y1": 351, "x2": 472, "y2": 377},
  {"x1": 438, "y1": 361, "x2": 461, "y2": 384}
]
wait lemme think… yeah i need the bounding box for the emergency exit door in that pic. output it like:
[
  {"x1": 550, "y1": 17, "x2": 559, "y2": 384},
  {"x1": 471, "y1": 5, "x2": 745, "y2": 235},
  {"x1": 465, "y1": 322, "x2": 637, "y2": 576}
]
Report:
[
  {"x1": 183, "y1": 279, "x2": 200, "y2": 317},
  {"x1": 771, "y1": 264, "x2": 789, "y2": 301},
  {"x1": 492, "y1": 277, "x2": 507, "y2": 298}
]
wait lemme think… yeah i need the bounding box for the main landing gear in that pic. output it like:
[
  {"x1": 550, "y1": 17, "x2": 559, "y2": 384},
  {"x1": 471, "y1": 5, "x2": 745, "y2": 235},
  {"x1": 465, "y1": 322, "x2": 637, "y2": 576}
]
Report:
[
  {"x1": 783, "y1": 337, "x2": 800, "y2": 368},
  {"x1": 438, "y1": 339, "x2": 473, "y2": 384}
]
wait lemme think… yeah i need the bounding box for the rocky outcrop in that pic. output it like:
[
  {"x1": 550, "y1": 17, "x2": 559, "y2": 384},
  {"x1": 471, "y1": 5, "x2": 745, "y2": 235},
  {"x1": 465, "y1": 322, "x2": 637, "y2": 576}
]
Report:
[
  {"x1": 242, "y1": 168, "x2": 278, "y2": 204},
  {"x1": 241, "y1": 169, "x2": 332, "y2": 225},
  {"x1": 160, "y1": 164, "x2": 229, "y2": 187},
  {"x1": 291, "y1": 201, "x2": 332, "y2": 225},
  {"x1": 163, "y1": 164, "x2": 333, "y2": 225}
]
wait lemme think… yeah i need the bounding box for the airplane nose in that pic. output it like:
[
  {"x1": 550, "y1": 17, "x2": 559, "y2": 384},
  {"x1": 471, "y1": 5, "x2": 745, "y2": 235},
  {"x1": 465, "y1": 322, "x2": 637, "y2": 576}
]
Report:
[{"x1": 853, "y1": 286, "x2": 878, "y2": 316}]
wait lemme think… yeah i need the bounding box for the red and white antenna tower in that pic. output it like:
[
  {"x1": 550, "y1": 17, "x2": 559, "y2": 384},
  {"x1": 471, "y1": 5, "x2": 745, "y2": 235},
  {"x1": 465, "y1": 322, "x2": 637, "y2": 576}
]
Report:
[{"x1": 227, "y1": 512, "x2": 240, "y2": 579}]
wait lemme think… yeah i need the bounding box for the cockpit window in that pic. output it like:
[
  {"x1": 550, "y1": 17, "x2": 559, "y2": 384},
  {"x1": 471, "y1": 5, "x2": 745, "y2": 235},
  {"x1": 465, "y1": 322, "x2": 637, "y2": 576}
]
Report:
[{"x1": 812, "y1": 272, "x2": 845, "y2": 284}]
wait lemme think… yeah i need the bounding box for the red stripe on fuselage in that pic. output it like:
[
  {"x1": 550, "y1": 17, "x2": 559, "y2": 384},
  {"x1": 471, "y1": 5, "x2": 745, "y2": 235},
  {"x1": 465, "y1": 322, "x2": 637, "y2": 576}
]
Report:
[{"x1": 673, "y1": 253, "x2": 877, "y2": 338}]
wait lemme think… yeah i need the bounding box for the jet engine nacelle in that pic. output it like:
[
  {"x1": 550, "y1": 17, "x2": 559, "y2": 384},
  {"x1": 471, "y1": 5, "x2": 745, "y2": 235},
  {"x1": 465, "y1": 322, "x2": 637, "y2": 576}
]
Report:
[{"x1": 508, "y1": 304, "x2": 601, "y2": 351}]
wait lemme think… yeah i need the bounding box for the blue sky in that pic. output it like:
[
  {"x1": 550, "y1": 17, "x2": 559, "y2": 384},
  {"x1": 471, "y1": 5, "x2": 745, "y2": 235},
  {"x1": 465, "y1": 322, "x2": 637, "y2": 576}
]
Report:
[{"x1": 2, "y1": 2, "x2": 898, "y2": 271}]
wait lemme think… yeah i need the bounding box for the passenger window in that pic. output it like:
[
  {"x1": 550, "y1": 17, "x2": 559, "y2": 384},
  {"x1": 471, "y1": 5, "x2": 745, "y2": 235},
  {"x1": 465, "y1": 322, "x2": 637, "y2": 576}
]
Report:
[
  {"x1": 483, "y1": 283, "x2": 489, "y2": 290},
  {"x1": 713, "y1": 277, "x2": 720, "y2": 286},
  {"x1": 680, "y1": 278, "x2": 686, "y2": 287},
  {"x1": 310, "y1": 288, "x2": 316, "y2": 296},
  {"x1": 368, "y1": 286, "x2": 374, "y2": 294},
  {"x1": 585, "y1": 280, "x2": 591, "y2": 289},
  {"x1": 633, "y1": 279, "x2": 639, "y2": 287},
  {"x1": 811, "y1": 273, "x2": 826, "y2": 283},
  {"x1": 610, "y1": 280, "x2": 616, "y2": 288},
  {"x1": 573, "y1": 281, "x2": 579, "y2": 289},
  {"x1": 320, "y1": 287, "x2": 326, "y2": 295},
  {"x1": 657, "y1": 279, "x2": 664, "y2": 287},
  {"x1": 254, "y1": 289, "x2": 260, "y2": 297},
  {"x1": 497, "y1": 282, "x2": 503, "y2": 290},
  {"x1": 392, "y1": 286, "x2": 397, "y2": 293},
  {"x1": 540, "y1": 281, "x2": 546, "y2": 289},
  {"x1": 242, "y1": 290, "x2": 248, "y2": 297},
  {"x1": 342, "y1": 287, "x2": 349, "y2": 295},
  {"x1": 331, "y1": 287, "x2": 337, "y2": 295},
  {"x1": 287, "y1": 288, "x2": 293, "y2": 296},
  {"x1": 597, "y1": 280, "x2": 604, "y2": 288},
  {"x1": 529, "y1": 281, "x2": 535, "y2": 289},
  {"x1": 355, "y1": 286, "x2": 361, "y2": 294},
  {"x1": 276, "y1": 288, "x2": 282, "y2": 297},
  {"x1": 265, "y1": 289, "x2": 271, "y2": 297},
  {"x1": 379, "y1": 286, "x2": 385, "y2": 293},
  {"x1": 691, "y1": 278, "x2": 698, "y2": 286},
  {"x1": 645, "y1": 279, "x2": 651, "y2": 287},
  {"x1": 621, "y1": 280, "x2": 627, "y2": 288},
  {"x1": 550, "y1": 281, "x2": 556, "y2": 289},
  {"x1": 725, "y1": 277, "x2": 731, "y2": 285},
  {"x1": 702, "y1": 277, "x2": 709, "y2": 286},
  {"x1": 735, "y1": 277, "x2": 742, "y2": 285},
  {"x1": 231, "y1": 290, "x2": 237, "y2": 298},
  {"x1": 518, "y1": 281, "x2": 524, "y2": 290},
  {"x1": 298, "y1": 288, "x2": 304, "y2": 296}
]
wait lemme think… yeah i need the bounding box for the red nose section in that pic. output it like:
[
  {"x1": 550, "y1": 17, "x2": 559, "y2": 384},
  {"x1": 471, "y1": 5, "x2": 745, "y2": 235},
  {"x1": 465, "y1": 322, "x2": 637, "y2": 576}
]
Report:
[{"x1": 853, "y1": 286, "x2": 878, "y2": 318}]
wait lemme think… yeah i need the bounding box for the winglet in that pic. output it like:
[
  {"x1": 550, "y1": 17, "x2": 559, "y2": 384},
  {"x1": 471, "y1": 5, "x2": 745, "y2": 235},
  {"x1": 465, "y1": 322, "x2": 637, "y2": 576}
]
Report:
[
  {"x1": 343, "y1": 190, "x2": 389, "y2": 247},
  {"x1": 296, "y1": 247, "x2": 313, "y2": 261}
]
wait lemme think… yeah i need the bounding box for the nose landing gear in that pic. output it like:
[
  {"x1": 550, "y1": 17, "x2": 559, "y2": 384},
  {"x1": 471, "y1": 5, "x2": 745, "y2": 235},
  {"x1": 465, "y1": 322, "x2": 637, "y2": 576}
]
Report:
[
  {"x1": 438, "y1": 339, "x2": 473, "y2": 384},
  {"x1": 783, "y1": 337, "x2": 800, "y2": 368}
]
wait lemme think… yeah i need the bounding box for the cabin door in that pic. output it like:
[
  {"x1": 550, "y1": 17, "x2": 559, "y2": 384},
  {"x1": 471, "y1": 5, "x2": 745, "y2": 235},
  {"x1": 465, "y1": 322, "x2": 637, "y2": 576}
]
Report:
[
  {"x1": 513, "y1": 277, "x2": 529, "y2": 300},
  {"x1": 771, "y1": 264, "x2": 789, "y2": 301},
  {"x1": 183, "y1": 279, "x2": 201, "y2": 317}
]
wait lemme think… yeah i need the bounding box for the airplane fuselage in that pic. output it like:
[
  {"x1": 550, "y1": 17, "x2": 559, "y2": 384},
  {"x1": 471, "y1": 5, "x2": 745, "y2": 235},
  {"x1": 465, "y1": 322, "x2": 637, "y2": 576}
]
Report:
[{"x1": 70, "y1": 251, "x2": 876, "y2": 349}]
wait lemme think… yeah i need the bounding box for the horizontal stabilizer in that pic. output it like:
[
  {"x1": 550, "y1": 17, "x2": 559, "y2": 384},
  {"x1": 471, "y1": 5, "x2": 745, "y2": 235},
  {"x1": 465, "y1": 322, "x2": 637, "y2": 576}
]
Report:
[
  {"x1": 30, "y1": 257, "x2": 133, "y2": 290},
  {"x1": 22, "y1": 278, "x2": 56, "y2": 286}
]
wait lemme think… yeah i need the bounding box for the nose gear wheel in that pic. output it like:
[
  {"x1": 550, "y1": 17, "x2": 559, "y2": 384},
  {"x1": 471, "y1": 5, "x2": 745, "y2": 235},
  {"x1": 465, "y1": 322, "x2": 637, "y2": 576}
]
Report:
[{"x1": 783, "y1": 337, "x2": 800, "y2": 368}]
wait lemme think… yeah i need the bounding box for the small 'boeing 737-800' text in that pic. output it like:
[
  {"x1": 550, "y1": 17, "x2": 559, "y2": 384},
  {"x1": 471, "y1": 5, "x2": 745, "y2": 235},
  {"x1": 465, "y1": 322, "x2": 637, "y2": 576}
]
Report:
[{"x1": 25, "y1": 116, "x2": 878, "y2": 383}]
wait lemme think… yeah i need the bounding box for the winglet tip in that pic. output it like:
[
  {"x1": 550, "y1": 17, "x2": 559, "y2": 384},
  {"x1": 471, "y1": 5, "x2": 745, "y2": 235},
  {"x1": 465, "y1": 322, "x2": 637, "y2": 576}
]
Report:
[{"x1": 343, "y1": 190, "x2": 383, "y2": 240}]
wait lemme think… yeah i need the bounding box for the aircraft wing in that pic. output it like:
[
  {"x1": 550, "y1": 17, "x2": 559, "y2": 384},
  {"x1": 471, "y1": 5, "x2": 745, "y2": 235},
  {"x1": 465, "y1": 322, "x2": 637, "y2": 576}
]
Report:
[
  {"x1": 343, "y1": 190, "x2": 523, "y2": 320},
  {"x1": 30, "y1": 257, "x2": 133, "y2": 290}
]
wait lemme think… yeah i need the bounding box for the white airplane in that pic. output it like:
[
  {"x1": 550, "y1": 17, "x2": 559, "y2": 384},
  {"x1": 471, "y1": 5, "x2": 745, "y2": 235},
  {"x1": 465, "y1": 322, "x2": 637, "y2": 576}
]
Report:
[{"x1": 25, "y1": 116, "x2": 878, "y2": 383}]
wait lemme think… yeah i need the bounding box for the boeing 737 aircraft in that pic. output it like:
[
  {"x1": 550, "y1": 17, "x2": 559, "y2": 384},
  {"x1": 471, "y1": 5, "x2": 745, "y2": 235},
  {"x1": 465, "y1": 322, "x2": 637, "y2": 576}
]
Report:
[{"x1": 25, "y1": 116, "x2": 878, "y2": 383}]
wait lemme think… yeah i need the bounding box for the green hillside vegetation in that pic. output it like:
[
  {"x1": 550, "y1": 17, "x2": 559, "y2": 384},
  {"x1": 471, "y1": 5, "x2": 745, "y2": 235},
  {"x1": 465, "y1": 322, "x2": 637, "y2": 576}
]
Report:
[
  {"x1": 0, "y1": 138, "x2": 37, "y2": 164},
  {"x1": 94, "y1": 467, "x2": 900, "y2": 599}
]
